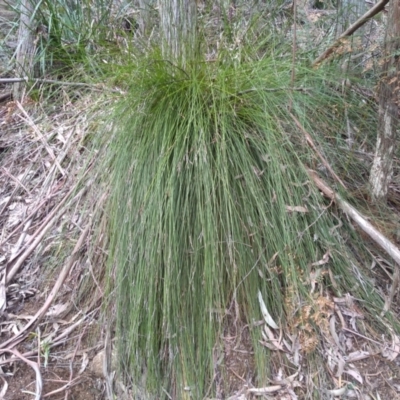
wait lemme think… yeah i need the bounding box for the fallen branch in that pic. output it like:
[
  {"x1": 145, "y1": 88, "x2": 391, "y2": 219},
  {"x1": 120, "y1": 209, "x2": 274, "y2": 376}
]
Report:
[
  {"x1": 308, "y1": 169, "x2": 400, "y2": 265},
  {"x1": 312, "y1": 0, "x2": 390, "y2": 67},
  {"x1": 290, "y1": 113, "x2": 346, "y2": 189}
]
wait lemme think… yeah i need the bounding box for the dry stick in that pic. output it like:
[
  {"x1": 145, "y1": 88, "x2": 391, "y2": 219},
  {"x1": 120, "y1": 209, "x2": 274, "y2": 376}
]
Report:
[
  {"x1": 0, "y1": 185, "x2": 19, "y2": 220},
  {"x1": 66, "y1": 321, "x2": 89, "y2": 400},
  {"x1": 10, "y1": 220, "x2": 32, "y2": 258},
  {"x1": 16, "y1": 101, "x2": 65, "y2": 176},
  {"x1": 43, "y1": 377, "x2": 81, "y2": 398},
  {"x1": 2, "y1": 349, "x2": 42, "y2": 400},
  {"x1": 0, "y1": 195, "x2": 54, "y2": 248},
  {"x1": 237, "y1": 86, "x2": 309, "y2": 95},
  {"x1": 290, "y1": 113, "x2": 347, "y2": 189},
  {"x1": 5, "y1": 184, "x2": 81, "y2": 284},
  {"x1": 0, "y1": 172, "x2": 71, "y2": 248},
  {"x1": 0, "y1": 77, "x2": 99, "y2": 88},
  {"x1": 104, "y1": 327, "x2": 114, "y2": 400},
  {"x1": 312, "y1": 0, "x2": 390, "y2": 67},
  {"x1": 2, "y1": 168, "x2": 31, "y2": 195},
  {"x1": 0, "y1": 157, "x2": 37, "y2": 222},
  {"x1": 308, "y1": 169, "x2": 400, "y2": 264},
  {"x1": 307, "y1": 169, "x2": 400, "y2": 311},
  {"x1": 0, "y1": 78, "x2": 120, "y2": 93},
  {"x1": 0, "y1": 222, "x2": 91, "y2": 352},
  {"x1": 43, "y1": 127, "x2": 76, "y2": 195}
]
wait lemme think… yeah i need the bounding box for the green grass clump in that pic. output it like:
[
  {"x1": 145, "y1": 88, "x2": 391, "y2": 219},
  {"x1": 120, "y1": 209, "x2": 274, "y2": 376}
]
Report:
[{"x1": 104, "y1": 45, "x2": 386, "y2": 398}]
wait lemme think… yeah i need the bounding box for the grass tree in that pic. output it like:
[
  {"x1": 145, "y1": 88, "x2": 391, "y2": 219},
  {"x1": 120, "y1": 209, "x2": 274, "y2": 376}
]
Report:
[{"x1": 369, "y1": 0, "x2": 400, "y2": 202}]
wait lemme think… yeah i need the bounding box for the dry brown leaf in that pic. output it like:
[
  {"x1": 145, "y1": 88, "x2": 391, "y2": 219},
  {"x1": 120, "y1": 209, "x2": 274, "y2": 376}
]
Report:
[
  {"x1": 345, "y1": 350, "x2": 370, "y2": 362},
  {"x1": 78, "y1": 352, "x2": 89, "y2": 374},
  {"x1": 344, "y1": 368, "x2": 363, "y2": 384},
  {"x1": 330, "y1": 315, "x2": 344, "y2": 352},
  {"x1": 261, "y1": 326, "x2": 285, "y2": 352},
  {"x1": 258, "y1": 291, "x2": 278, "y2": 329}
]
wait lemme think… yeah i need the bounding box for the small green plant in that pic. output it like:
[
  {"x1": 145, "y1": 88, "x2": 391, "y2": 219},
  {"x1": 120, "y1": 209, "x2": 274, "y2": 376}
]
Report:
[{"x1": 41, "y1": 339, "x2": 51, "y2": 368}]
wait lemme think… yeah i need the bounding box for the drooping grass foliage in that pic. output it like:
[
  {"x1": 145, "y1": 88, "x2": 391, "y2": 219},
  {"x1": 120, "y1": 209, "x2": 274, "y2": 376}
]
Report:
[
  {"x1": 104, "y1": 43, "x2": 391, "y2": 398},
  {"x1": 15, "y1": 0, "x2": 130, "y2": 76}
]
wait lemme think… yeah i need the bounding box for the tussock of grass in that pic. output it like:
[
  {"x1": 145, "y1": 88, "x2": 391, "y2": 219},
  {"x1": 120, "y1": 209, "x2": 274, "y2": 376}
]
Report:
[{"x1": 103, "y1": 45, "x2": 389, "y2": 398}]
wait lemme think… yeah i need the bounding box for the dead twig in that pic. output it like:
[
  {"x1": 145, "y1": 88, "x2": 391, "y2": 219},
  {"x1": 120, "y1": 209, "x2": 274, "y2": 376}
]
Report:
[
  {"x1": 237, "y1": 87, "x2": 309, "y2": 95},
  {"x1": 2, "y1": 168, "x2": 31, "y2": 195},
  {"x1": 312, "y1": 0, "x2": 390, "y2": 67},
  {"x1": 290, "y1": 113, "x2": 346, "y2": 189},
  {"x1": 0, "y1": 195, "x2": 53, "y2": 249},
  {"x1": 4, "y1": 184, "x2": 81, "y2": 285},
  {"x1": 308, "y1": 169, "x2": 400, "y2": 264},
  {"x1": 2, "y1": 348, "x2": 42, "y2": 400},
  {"x1": 0, "y1": 77, "x2": 120, "y2": 92},
  {"x1": 16, "y1": 101, "x2": 65, "y2": 176},
  {"x1": 43, "y1": 377, "x2": 81, "y2": 398}
]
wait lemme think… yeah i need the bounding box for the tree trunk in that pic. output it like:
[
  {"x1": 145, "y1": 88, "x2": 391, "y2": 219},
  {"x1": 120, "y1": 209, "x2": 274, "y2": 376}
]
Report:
[
  {"x1": 137, "y1": 0, "x2": 150, "y2": 36},
  {"x1": 13, "y1": 0, "x2": 36, "y2": 101},
  {"x1": 369, "y1": 0, "x2": 400, "y2": 202},
  {"x1": 158, "y1": 0, "x2": 197, "y2": 64}
]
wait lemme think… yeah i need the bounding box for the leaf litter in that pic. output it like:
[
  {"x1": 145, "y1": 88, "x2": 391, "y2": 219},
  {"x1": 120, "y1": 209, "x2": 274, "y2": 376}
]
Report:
[{"x1": 0, "y1": 93, "x2": 109, "y2": 399}]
